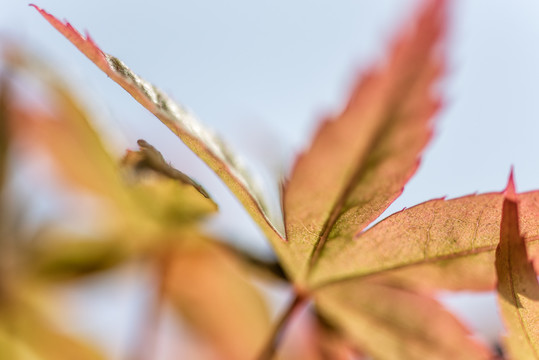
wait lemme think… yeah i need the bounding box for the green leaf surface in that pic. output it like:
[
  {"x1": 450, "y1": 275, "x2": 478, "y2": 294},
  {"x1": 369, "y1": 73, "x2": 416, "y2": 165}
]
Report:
[{"x1": 496, "y1": 177, "x2": 539, "y2": 359}]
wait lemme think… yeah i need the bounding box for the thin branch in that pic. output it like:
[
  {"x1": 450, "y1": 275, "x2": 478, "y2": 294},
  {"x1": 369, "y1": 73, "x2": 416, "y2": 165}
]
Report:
[{"x1": 257, "y1": 292, "x2": 308, "y2": 360}]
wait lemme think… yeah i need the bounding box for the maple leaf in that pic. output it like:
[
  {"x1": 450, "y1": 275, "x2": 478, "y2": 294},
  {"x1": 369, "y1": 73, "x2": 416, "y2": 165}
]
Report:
[
  {"x1": 495, "y1": 174, "x2": 539, "y2": 359},
  {"x1": 32, "y1": 0, "x2": 539, "y2": 358}
]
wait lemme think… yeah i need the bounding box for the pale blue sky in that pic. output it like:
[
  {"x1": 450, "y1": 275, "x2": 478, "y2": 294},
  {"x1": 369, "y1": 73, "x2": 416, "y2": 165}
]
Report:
[{"x1": 3, "y1": 0, "x2": 539, "y2": 357}]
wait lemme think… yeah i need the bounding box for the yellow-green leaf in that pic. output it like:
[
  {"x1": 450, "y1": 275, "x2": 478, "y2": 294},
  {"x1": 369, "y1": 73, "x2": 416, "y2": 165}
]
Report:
[
  {"x1": 122, "y1": 140, "x2": 217, "y2": 226},
  {"x1": 0, "y1": 303, "x2": 105, "y2": 360},
  {"x1": 28, "y1": 237, "x2": 128, "y2": 281},
  {"x1": 0, "y1": 77, "x2": 9, "y2": 191}
]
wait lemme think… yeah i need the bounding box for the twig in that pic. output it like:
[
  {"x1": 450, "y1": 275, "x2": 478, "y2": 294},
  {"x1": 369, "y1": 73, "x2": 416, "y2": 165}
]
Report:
[
  {"x1": 257, "y1": 292, "x2": 308, "y2": 360},
  {"x1": 216, "y1": 241, "x2": 288, "y2": 282}
]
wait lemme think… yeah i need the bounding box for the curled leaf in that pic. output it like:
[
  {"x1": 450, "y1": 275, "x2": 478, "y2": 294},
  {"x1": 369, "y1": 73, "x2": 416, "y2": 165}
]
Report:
[
  {"x1": 28, "y1": 237, "x2": 128, "y2": 281},
  {"x1": 123, "y1": 140, "x2": 218, "y2": 225},
  {"x1": 125, "y1": 139, "x2": 211, "y2": 199}
]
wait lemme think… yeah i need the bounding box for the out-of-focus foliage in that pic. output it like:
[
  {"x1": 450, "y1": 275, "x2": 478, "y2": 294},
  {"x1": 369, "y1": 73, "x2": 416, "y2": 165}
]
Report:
[{"x1": 0, "y1": 47, "x2": 273, "y2": 360}]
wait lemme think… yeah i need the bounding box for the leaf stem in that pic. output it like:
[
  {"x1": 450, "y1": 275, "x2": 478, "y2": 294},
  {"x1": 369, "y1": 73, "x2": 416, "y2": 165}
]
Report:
[{"x1": 257, "y1": 291, "x2": 308, "y2": 360}]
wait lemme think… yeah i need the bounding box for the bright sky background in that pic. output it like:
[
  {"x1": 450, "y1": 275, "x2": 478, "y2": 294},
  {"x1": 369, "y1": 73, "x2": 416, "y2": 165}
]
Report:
[{"x1": 3, "y1": 0, "x2": 539, "y2": 358}]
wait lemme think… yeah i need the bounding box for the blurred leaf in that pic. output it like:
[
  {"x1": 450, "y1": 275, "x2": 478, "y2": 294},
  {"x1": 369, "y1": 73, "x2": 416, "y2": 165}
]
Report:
[
  {"x1": 3, "y1": 47, "x2": 219, "y2": 255},
  {"x1": 125, "y1": 139, "x2": 211, "y2": 199},
  {"x1": 283, "y1": 0, "x2": 443, "y2": 281},
  {"x1": 123, "y1": 140, "x2": 217, "y2": 226},
  {"x1": 0, "y1": 302, "x2": 105, "y2": 360},
  {"x1": 316, "y1": 279, "x2": 491, "y2": 360},
  {"x1": 31, "y1": 4, "x2": 286, "y2": 255},
  {"x1": 163, "y1": 237, "x2": 270, "y2": 360},
  {"x1": 0, "y1": 77, "x2": 9, "y2": 192},
  {"x1": 5, "y1": 50, "x2": 128, "y2": 205},
  {"x1": 128, "y1": 179, "x2": 217, "y2": 226},
  {"x1": 28, "y1": 236, "x2": 128, "y2": 281},
  {"x1": 496, "y1": 175, "x2": 539, "y2": 359}
]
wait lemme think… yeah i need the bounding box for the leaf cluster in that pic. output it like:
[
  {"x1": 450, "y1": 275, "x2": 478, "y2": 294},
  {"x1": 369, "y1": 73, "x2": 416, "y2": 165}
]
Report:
[{"x1": 0, "y1": 0, "x2": 538, "y2": 359}]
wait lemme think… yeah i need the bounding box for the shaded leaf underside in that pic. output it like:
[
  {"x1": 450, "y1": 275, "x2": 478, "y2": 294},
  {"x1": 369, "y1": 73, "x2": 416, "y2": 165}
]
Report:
[
  {"x1": 496, "y1": 180, "x2": 539, "y2": 359},
  {"x1": 282, "y1": 0, "x2": 445, "y2": 282}
]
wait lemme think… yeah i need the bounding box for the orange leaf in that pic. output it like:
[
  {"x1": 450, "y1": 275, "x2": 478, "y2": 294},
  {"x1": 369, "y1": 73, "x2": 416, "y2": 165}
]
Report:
[
  {"x1": 496, "y1": 174, "x2": 539, "y2": 358},
  {"x1": 282, "y1": 0, "x2": 445, "y2": 282},
  {"x1": 164, "y1": 239, "x2": 271, "y2": 360},
  {"x1": 5, "y1": 49, "x2": 127, "y2": 202}
]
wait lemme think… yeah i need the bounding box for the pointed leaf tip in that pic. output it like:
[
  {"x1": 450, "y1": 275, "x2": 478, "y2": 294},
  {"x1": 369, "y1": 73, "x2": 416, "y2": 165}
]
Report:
[
  {"x1": 504, "y1": 167, "x2": 517, "y2": 201},
  {"x1": 283, "y1": 0, "x2": 448, "y2": 282},
  {"x1": 496, "y1": 167, "x2": 539, "y2": 358},
  {"x1": 30, "y1": 4, "x2": 108, "y2": 69}
]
